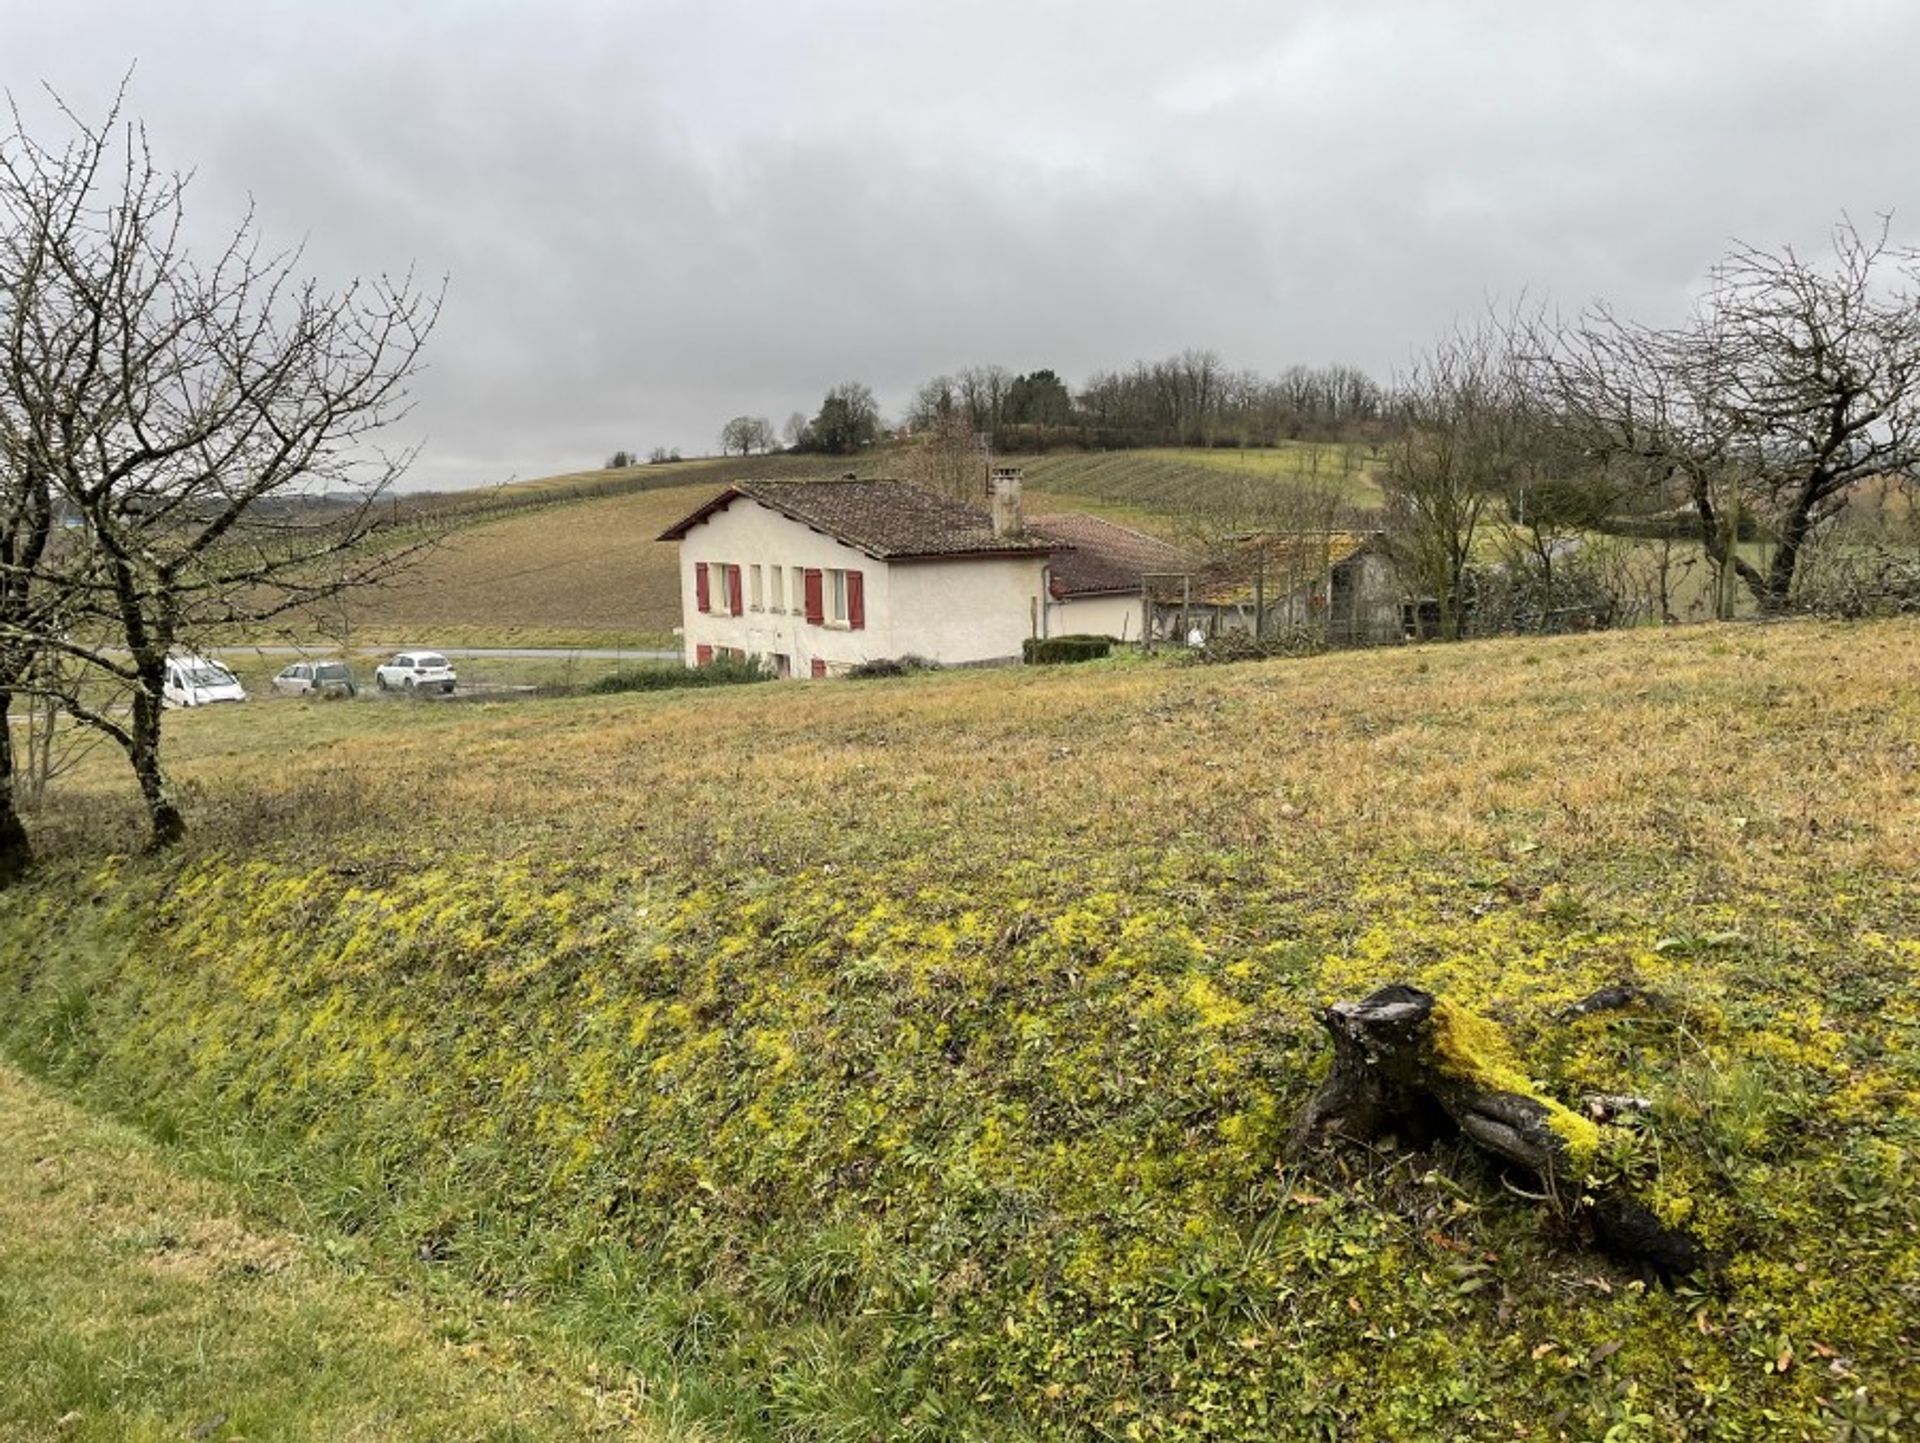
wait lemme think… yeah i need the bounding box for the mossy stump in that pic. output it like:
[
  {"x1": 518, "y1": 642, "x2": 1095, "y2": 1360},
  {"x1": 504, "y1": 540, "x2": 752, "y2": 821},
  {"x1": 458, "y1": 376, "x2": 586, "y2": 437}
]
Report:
[{"x1": 1289, "y1": 984, "x2": 1708, "y2": 1278}]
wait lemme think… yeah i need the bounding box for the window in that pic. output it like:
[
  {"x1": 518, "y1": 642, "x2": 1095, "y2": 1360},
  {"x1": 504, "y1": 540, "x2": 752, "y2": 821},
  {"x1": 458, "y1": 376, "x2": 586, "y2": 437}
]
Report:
[
  {"x1": 706, "y1": 562, "x2": 729, "y2": 615},
  {"x1": 789, "y1": 567, "x2": 805, "y2": 614},
  {"x1": 813, "y1": 568, "x2": 865, "y2": 629},
  {"x1": 768, "y1": 566, "x2": 784, "y2": 612},
  {"x1": 772, "y1": 652, "x2": 791, "y2": 678},
  {"x1": 750, "y1": 565, "x2": 764, "y2": 611}
]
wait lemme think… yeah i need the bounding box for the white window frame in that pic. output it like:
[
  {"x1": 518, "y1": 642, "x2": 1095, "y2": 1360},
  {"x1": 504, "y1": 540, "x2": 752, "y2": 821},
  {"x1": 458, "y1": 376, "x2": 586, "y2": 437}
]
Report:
[
  {"x1": 708, "y1": 561, "x2": 731, "y2": 616},
  {"x1": 826, "y1": 568, "x2": 849, "y2": 626},
  {"x1": 749, "y1": 564, "x2": 764, "y2": 611},
  {"x1": 768, "y1": 565, "x2": 784, "y2": 613}
]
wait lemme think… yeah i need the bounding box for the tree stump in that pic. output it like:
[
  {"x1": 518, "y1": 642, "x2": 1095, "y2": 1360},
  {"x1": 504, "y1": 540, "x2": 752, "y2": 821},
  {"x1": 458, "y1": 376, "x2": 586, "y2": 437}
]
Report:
[{"x1": 1289, "y1": 984, "x2": 1707, "y2": 1277}]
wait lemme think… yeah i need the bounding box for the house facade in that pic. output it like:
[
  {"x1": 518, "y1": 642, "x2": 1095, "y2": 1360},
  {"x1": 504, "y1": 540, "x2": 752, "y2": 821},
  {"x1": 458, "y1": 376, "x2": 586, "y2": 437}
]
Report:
[
  {"x1": 657, "y1": 476, "x2": 1059, "y2": 675},
  {"x1": 1028, "y1": 513, "x2": 1193, "y2": 642}
]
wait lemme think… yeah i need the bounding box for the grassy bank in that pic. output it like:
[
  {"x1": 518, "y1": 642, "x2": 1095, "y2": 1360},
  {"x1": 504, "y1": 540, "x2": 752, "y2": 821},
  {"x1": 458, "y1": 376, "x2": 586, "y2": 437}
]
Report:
[
  {"x1": 0, "y1": 1062, "x2": 674, "y2": 1442},
  {"x1": 6, "y1": 620, "x2": 1919, "y2": 1439}
]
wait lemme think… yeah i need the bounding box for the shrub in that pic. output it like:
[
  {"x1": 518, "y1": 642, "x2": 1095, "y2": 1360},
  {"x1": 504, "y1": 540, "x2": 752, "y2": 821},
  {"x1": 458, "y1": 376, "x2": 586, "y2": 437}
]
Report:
[
  {"x1": 581, "y1": 656, "x2": 771, "y2": 694},
  {"x1": 1022, "y1": 634, "x2": 1112, "y2": 665},
  {"x1": 845, "y1": 655, "x2": 939, "y2": 680}
]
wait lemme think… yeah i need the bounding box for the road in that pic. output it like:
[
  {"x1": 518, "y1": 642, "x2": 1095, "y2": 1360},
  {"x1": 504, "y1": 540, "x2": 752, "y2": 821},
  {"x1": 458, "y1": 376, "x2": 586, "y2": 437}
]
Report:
[{"x1": 229, "y1": 645, "x2": 681, "y2": 662}]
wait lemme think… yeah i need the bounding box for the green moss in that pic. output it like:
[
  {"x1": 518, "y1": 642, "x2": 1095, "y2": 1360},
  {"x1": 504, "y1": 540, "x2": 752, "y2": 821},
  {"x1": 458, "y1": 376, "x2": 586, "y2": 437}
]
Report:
[
  {"x1": 3, "y1": 835, "x2": 1916, "y2": 1440},
  {"x1": 1428, "y1": 997, "x2": 1603, "y2": 1169}
]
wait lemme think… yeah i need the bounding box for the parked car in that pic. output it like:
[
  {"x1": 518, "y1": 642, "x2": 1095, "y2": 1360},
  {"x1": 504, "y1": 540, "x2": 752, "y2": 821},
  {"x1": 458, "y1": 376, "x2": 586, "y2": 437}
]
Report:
[
  {"x1": 162, "y1": 653, "x2": 247, "y2": 708},
  {"x1": 271, "y1": 660, "x2": 358, "y2": 698},
  {"x1": 374, "y1": 651, "x2": 457, "y2": 694}
]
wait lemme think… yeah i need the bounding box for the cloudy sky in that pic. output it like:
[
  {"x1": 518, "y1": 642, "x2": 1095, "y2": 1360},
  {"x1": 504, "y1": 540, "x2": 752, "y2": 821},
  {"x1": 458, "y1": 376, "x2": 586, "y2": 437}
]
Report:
[{"x1": 7, "y1": 0, "x2": 1919, "y2": 489}]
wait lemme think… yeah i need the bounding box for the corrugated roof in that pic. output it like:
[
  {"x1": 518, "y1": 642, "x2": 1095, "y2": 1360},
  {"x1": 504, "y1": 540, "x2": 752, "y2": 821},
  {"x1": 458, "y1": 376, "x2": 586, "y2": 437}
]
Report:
[
  {"x1": 1027, "y1": 513, "x2": 1194, "y2": 598},
  {"x1": 656, "y1": 479, "x2": 1058, "y2": 560},
  {"x1": 1189, "y1": 531, "x2": 1387, "y2": 605}
]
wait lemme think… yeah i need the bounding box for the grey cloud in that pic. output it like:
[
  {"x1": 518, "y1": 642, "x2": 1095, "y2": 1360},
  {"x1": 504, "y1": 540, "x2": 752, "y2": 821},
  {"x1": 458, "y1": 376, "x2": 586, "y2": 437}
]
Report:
[{"x1": 7, "y1": 0, "x2": 1920, "y2": 487}]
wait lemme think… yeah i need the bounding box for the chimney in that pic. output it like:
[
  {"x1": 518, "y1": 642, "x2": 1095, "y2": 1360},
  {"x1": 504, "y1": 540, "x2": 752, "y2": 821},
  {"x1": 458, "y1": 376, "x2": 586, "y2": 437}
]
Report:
[{"x1": 989, "y1": 466, "x2": 1025, "y2": 538}]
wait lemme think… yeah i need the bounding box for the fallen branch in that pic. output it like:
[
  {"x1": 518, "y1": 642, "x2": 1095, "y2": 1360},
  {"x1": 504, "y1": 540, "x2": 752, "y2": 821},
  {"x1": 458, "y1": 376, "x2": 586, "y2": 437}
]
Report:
[
  {"x1": 1557, "y1": 982, "x2": 1663, "y2": 1022},
  {"x1": 1289, "y1": 984, "x2": 1707, "y2": 1277}
]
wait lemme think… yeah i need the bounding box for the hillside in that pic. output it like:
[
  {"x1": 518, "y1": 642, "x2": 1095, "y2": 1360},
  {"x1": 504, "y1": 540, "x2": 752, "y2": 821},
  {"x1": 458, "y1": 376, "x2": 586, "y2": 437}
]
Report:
[
  {"x1": 8, "y1": 620, "x2": 1918, "y2": 1440},
  {"x1": 333, "y1": 458, "x2": 1184, "y2": 648},
  {"x1": 1008, "y1": 443, "x2": 1383, "y2": 513}
]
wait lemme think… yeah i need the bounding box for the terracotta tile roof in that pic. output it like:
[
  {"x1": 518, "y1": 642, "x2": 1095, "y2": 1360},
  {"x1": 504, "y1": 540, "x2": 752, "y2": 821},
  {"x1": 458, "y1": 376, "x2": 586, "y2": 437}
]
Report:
[
  {"x1": 656, "y1": 479, "x2": 1057, "y2": 559},
  {"x1": 1027, "y1": 514, "x2": 1194, "y2": 598},
  {"x1": 1191, "y1": 531, "x2": 1388, "y2": 605}
]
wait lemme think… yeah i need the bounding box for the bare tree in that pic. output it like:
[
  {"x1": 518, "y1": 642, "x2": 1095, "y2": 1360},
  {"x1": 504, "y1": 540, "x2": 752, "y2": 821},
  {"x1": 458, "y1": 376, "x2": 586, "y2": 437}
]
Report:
[
  {"x1": 1383, "y1": 321, "x2": 1527, "y2": 640},
  {"x1": 0, "y1": 426, "x2": 62, "y2": 880},
  {"x1": 802, "y1": 382, "x2": 881, "y2": 455},
  {"x1": 905, "y1": 374, "x2": 959, "y2": 432},
  {"x1": 1, "y1": 85, "x2": 439, "y2": 848},
  {"x1": 1177, "y1": 471, "x2": 1348, "y2": 640},
  {"x1": 956, "y1": 365, "x2": 1011, "y2": 433},
  {"x1": 1526, "y1": 217, "x2": 1920, "y2": 612},
  {"x1": 898, "y1": 407, "x2": 981, "y2": 502},
  {"x1": 719, "y1": 415, "x2": 774, "y2": 457}
]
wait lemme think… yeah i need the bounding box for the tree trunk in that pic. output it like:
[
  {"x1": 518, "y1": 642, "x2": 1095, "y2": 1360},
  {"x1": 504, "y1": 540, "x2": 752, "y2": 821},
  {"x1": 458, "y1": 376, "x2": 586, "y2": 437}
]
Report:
[
  {"x1": 1762, "y1": 501, "x2": 1813, "y2": 612},
  {"x1": 1290, "y1": 985, "x2": 1708, "y2": 1277},
  {"x1": 0, "y1": 692, "x2": 31, "y2": 884},
  {"x1": 128, "y1": 684, "x2": 186, "y2": 849}
]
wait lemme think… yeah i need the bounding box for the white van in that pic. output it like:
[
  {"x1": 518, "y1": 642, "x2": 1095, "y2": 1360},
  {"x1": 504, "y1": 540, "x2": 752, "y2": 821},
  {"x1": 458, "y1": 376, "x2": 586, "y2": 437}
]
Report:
[{"x1": 162, "y1": 653, "x2": 247, "y2": 708}]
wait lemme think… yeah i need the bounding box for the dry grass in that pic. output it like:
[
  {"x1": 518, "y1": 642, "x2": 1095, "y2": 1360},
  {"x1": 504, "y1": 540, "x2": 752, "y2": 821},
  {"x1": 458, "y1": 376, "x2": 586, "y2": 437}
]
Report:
[
  {"x1": 45, "y1": 616, "x2": 1920, "y2": 893},
  {"x1": 333, "y1": 481, "x2": 722, "y2": 647}
]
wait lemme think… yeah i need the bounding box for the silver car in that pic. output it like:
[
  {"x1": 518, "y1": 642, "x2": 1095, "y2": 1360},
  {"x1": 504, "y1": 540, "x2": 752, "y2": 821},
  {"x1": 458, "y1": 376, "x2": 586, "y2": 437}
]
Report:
[{"x1": 271, "y1": 660, "x2": 358, "y2": 697}]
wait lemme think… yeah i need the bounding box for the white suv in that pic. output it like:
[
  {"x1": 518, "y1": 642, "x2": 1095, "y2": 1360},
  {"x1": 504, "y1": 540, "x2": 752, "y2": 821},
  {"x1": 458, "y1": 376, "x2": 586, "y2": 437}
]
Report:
[{"x1": 374, "y1": 651, "x2": 457, "y2": 695}]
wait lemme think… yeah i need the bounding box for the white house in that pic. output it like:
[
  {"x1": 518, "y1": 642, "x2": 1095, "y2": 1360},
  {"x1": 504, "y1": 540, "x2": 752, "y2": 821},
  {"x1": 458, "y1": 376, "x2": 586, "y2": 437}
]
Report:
[
  {"x1": 1028, "y1": 513, "x2": 1192, "y2": 642},
  {"x1": 657, "y1": 472, "x2": 1061, "y2": 675}
]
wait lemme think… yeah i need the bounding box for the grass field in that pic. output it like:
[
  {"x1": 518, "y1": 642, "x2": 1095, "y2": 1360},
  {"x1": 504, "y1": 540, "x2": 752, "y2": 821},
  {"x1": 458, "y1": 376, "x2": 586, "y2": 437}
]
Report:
[
  {"x1": 8, "y1": 618, "x2": 1918, "y2": 1439},
  {"x1": 0, "y1": 1062, "x2": 676, "y2": 1442},
  {"x1": 328, "y1": 481, "x2": 727, "y2": 648}
]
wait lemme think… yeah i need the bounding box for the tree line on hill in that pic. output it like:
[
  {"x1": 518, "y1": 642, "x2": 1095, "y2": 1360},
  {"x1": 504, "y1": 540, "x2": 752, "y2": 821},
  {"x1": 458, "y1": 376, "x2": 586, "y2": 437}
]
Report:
[{"x1": 737, "y1": 356, "x2": 1388, "y2": 461}]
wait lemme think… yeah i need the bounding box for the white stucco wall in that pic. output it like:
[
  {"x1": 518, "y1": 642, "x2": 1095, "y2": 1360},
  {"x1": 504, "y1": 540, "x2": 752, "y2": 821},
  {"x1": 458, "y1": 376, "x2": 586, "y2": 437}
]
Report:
[
  {"x1": 1047, "y1": 593, "x2": 1141, "y2": 641},
  {"x1": 669, "y1": 498, "x2": 1048, "y2": 674},
  {"x1": 674, "y1": 498, "x2": 892, "y2": 674},
  {"x1": 889, "y1": 555, "x2": 1049, "y2": 665}
]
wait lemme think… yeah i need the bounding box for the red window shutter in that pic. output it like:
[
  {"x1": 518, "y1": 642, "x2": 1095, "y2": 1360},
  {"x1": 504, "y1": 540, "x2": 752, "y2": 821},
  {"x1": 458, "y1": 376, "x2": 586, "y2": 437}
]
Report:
[
  {"x1": 728, "y1": 565, "x2": 744, "y2": 616},
  {"x1": 810, "y1": 657, "x2": 827, "y2": 678},
  {"x1": 846, "y1": 570, "x2": 865, "y2": 630},
  {"x1": 695, "y1": 564, "x2": 711, "y2": 613},
  {"x1": 695, "y1": 644, "x2": 714, "y2": 666},
  {"x1": 804, "y1": 568, "x2": 825, "y2": 624}
]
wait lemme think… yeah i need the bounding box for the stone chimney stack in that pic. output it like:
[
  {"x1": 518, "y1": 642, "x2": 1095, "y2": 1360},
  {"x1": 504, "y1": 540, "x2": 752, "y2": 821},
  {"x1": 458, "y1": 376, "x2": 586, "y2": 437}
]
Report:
[{"x1": 989, "y1": 466, "x2": 1025, "y2": 539}]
